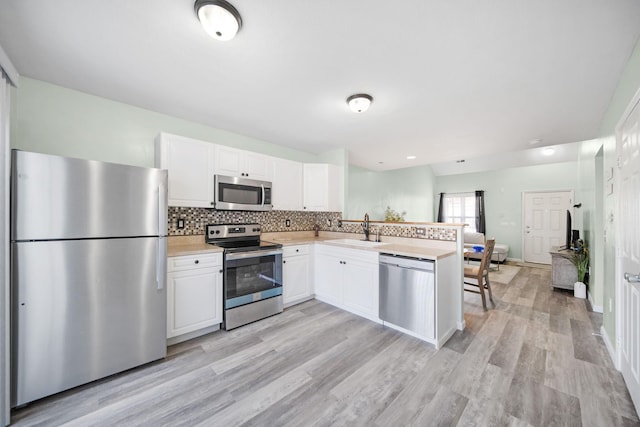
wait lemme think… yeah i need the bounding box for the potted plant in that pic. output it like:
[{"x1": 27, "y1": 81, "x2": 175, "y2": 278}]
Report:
[
  {"x1": 384, "y1": 206, "x2": 406, "y2": 222},
  {"x1": 571, "y1": 239, "x2": 589, "y2": 298}
]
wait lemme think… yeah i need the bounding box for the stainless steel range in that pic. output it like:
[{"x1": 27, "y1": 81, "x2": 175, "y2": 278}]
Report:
[{"x1": 206, "y1": 223, "x2": 283, "y2": 330}]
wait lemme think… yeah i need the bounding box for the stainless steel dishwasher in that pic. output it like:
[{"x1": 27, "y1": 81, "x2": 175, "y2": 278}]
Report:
[{"x1": 379, "y1": 253, "x2": 435, "y2": 339}]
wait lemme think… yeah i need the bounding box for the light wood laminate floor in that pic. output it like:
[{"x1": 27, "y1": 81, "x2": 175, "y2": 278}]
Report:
[{"x1": 11, "y1": 266, "x2": 640, "y2": 426}]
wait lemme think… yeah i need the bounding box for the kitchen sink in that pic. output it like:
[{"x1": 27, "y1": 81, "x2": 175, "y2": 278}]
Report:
[{"x1": 327, "y1": 238, "x2": 388, "y2": 248}]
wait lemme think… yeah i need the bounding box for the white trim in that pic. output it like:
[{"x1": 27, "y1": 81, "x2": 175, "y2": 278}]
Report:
[
  {"x1": 0, "y1": 72, "x2": 10, "y2": 426},
  {"x1": 613, "y1": 82, "x2": 640, "y2": 412},
  {"x1": 601, "y1": 325, "x2": 619, "y2": 370},
  {"x1": 588, "y1": 290, "x2": 603, "y2": 313},
  {"x1": 0, "y1": 45, "x2": 18, "y2": 87}
]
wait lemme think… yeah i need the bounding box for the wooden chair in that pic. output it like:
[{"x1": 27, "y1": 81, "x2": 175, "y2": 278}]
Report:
[{"x1": 463, "y1": 239, "x2": 495, "y2": 310}]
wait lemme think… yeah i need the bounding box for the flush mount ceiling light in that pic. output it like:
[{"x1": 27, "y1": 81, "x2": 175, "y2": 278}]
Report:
[
  {"x1": 542, "y1": 147, "x2": 556, "y2": 156},
  {"x1": 347, "y1": 94, "x2": 373, "y2": 113},
  {"x1": 195, "y1": 0, "x2": 242, "y2": 41},
  {"x1": 406, "y1": 155, "x2": 416, "y2": 160}
]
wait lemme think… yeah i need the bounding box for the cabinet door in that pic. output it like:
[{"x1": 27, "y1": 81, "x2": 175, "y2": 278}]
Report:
[
  {"x1": 272, "y1": 158, "x2": 303, "y2": 210},
  {"x1": 214, "y1": 145, "x2": 272, "y2": 180},
  {"x1": 244, "y1": 152, "x2": 272, "y2": 181},
  {"x1": 303, "y1": 163, "x2": 343, "y2": 212},
  {"x1": 314, "y1": 252, "x2": 343, "y2": 306},
  {"x1": 342, "y1": 258, "x2": 379, "y2": 321},
  {"x1": 283, "y1": 254, "x2": 310, "y2": 305},
  {"x1": 155, "y1": 133, "x2": 214, "y2": 208},
  {"x1": 303, "y1": 164, "x2": 329, "y2": 211},
  {"x1": 214, "y1": 145, "x2": 243, "y2": 177},
  {"x1": 167, "y1": 267, "x2": 222, "y2": 338}
]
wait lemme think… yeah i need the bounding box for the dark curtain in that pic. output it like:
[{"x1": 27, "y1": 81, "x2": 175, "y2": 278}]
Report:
[
  {"x1": 437, "y1": 192, "x2": 445, "y2": 222},
  {"x1": 475, "y1": 190, "x2": 486, "y2": 234}
]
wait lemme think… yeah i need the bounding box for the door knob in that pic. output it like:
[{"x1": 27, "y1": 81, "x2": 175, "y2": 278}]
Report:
[{"x1": 624, "y1": 272, "x2": 640, "y2": 283}]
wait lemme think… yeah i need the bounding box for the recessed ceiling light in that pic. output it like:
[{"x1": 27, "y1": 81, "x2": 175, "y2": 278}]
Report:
[
  {"x1": 378, "y1": 161, "x2": 384, "y2": 164},
  {"x1": 195, "y1": 0, "x2": 242, "y2": 41},
  {"x1": 346, "y1": 94, "x2": 373, "y2": 113},
  {"x1": 542, "y1": 147, "x2": 555, "y2": 156},
  {"x1": 406, "y1": 155, "x2": 416, "y2": 160}
]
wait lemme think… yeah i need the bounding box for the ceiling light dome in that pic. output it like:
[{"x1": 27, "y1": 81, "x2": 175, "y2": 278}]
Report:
[
  {"x1": 195, "y1": 0, "x2": 242, "y2": 41},
  {"x1": 347, "y1": 94, "x2": 373, "y2": 113}
]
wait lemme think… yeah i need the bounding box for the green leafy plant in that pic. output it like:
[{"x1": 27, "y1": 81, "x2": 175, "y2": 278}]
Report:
[
  {"x1": 571, "y1": 239, "x2": 589, "y2": 283},
  {"x1": 384, "y1": 206, "x2": 406, "y2": 222}
]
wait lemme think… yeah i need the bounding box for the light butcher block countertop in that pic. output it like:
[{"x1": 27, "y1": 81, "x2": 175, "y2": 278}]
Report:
[
  {"x1": 167, "y1": 236, "x2": 223, "y2": 257},
  {"x1": 167, "y1": 232, "x2": 456, "y2": 261},
  {"x1": 266, "y1": 232, "x2": 456, "y2": 261},
  {"x1": 373, "y1": 244, "x2": 455, "y2": 260}
]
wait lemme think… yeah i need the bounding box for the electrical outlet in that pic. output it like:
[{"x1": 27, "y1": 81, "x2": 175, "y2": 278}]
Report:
[
  {"x1": 285, "y1": 219, "x2": 291, "y2": 227},
  {"x1": 416, "y1": 227, "x2": 426, "y2": 236},
  {"x1": 177, "y1": 218, "x2": 185, "y2": 229},
  {"x1": 327, "y1": 219, "x2": 332, "y2": 227},
  {"x1": 337, "y1": 219, "x2": 343, "y2": 228}
]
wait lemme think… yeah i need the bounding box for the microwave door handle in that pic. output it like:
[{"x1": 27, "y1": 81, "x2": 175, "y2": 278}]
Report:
[{"x1": 261, "y1": 184, "x2": 265, "y2": 208}]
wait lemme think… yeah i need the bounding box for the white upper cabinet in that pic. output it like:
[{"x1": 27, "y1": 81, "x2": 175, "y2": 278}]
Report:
[
  {"x1": 155, "y1": 133, "x2": 215, "y2": 208},
  {"x1": 271, "y1": 157, "x2": 303, "y2": 211},
  {"x1": 214, "y1": 145, "x2": 272, "y2": 181},
  {"x1": 303, "y1": 164, "x2": 343, "y2": 212}
]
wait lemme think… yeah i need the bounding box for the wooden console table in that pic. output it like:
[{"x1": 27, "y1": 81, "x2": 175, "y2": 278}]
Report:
[{"x1": 550, "y1": 248, "x2": 577, "y2": 290}]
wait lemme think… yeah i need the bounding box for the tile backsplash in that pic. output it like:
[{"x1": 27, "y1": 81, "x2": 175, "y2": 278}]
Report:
[
  {"x1": 167, "y1": 207, "x2": 457, "y2": 241},
  {"x1": 168, "y1": 207, "x2": 342, "y2": 235}
]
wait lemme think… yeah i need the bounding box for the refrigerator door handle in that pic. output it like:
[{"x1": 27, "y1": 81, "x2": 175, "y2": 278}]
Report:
[
  {"x1": 261, "y1": 184, "x2": 265, "y2": 208},
  {"x1": 157, "y1": 237, "x2": 166, "y2": 290},
  {"x1": 158, "y1": 182, "x2": 167, "y2": 236}
]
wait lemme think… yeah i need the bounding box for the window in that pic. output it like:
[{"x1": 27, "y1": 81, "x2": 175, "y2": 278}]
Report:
[{"x1": 442, "y1": 193, "x2": 476, "y2": 232}]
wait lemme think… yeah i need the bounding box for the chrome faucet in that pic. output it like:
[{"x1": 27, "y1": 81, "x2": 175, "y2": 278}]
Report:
[{"x1": 362, "y1": 213, "x2": 370, "y2": 241}]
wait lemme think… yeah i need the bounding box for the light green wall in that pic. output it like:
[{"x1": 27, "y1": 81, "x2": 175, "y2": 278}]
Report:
[
  {"x1": 435, "y1": 162, "x2": 578, "y2": 260},
  {"x1": 596, "y1": 37, "x2": 640, "y2": 346},
  {"x1": 11, "y1": 78, "x2": 316, "y2": 167},
  {"x1": 346, "y1": 165, "x2": 435, "y2": 222},
  {"x1": 575, "y1": 140, "x2": 605, "y2": 311}
]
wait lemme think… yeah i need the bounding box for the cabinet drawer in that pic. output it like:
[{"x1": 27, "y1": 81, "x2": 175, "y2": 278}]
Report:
[
  {"x1": 168, "y1": 253, "x2": 222, "y2": 272},
  {"x1": 283, "y1": 245, "x2": 309, "y2": 257}
]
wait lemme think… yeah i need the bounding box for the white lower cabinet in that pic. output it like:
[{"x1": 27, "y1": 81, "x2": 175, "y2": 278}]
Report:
[
  {"x1": 282, "y1": 245, "x2": 312, "y2": 306},
  {"x1": 167, "y1": 253, "x2": 223, "y2": 339},
  {"x1": 314, "y1": 244, "x2": 379, "y2": 322}
]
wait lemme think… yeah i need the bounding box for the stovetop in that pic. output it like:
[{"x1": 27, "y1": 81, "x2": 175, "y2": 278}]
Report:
[{"x1": 205, "y1": 223, "x2": 281, "y2": 253}]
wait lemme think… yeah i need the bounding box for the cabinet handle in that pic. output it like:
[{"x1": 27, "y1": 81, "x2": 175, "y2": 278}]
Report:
[
  {"x1": 210, "y1": 201, "x2": 215, "y2": 206},
  {"x1": 219, "y1": 269, "x2": 223, "y2": 273},
  {"x1": 194, "y1": 260, "x2": 199, "y2": 264},
  {"x1": 296, "y1": 249, "x2": 299, "y2": 252},
  {"x1": 283, "y1": 260, "x2": 287, "y2": 264}
]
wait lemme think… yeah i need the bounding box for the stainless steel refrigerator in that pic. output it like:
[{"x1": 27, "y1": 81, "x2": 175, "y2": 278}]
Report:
[{"x1": 10, "y1": 150, "x2": 168, "y2": 407}]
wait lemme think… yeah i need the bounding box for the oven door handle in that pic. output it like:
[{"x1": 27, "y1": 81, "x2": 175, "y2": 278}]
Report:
[{"x1": 226, "y1": 249, "x2": 283, "y2": 261}]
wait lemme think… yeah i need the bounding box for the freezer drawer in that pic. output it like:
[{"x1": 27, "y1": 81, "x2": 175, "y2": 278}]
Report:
[
  {"x1": 11, "y1": 237, "x2": 167, "y2": 406},
  {"x1": 11, "y1": 150, "x2": 167, "y2": 240}
]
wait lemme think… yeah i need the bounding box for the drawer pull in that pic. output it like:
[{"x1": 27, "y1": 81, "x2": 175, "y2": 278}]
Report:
[{"x1": 194, "y1": 260, "x2": 199, "y2": 264}]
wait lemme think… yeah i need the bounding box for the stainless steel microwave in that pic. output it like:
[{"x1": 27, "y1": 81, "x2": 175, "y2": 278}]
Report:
[{"x1": 213, "y1": 175, "x2": 273, "y2": 211}]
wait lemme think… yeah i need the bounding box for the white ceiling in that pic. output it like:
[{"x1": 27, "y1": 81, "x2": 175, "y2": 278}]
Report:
[{"x1": 1, "y1": 1, "x2": 639, "y2": 171}]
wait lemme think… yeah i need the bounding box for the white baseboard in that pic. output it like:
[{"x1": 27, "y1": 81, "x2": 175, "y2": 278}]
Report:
[
  {"x1": 588, "y1": 291, "x2": 603, "y2": 313},
  {"x1": 601, "y1": 325, "x2": 619, "y2": 370}
]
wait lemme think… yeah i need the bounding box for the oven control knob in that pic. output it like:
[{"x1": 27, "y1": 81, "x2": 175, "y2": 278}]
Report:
[{"x1": 215, "y1": 230, "x2": 221, "y2": 234}]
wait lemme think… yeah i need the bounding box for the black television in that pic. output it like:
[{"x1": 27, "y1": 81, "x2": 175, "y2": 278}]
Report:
[{"x1": 566, "y1": 210, "x2": 572, "y2": 249}]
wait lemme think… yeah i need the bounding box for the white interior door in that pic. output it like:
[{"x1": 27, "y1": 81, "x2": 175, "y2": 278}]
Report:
[
  {"x1": 617, "y1": 90, "x2": 640, "y2": 414},
  {"x1": 522, "y1": 191, "x2": 573, "y2": 264}
]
